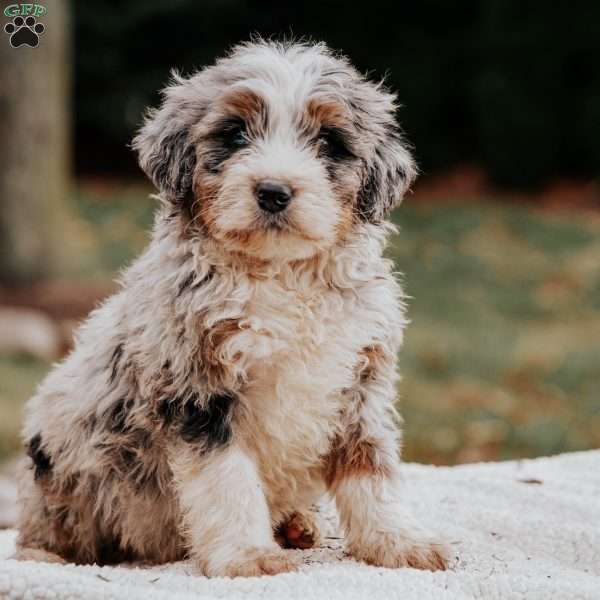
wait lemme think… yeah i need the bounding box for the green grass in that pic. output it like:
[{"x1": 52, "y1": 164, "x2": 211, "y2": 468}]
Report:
[
  {"x1": 63, "y1": 181, "x2": 156, "y2": 278},
  {"x1": 0, "y1": 355, "x2": 50, "y2": 459},
  {"x1": 389, "y1": 202, "x2": 600, "y2": 463},
  {"x1": 1, "y1": 183, "x2": 599, "y2": 464}
]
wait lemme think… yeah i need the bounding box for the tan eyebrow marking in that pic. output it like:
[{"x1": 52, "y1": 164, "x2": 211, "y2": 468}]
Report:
[
  {"x1": 219, "y1": 88, "x2": 268, "y2": 134},
  {"x1": 304, "y1": 97, "x2": 351, "y2": 132}
]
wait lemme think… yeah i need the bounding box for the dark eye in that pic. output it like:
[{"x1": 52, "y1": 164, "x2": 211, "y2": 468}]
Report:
[
  {"x1": 204, "y1": 118, "x2": 250, "y2": 173},
  {"x1": 217, "y1": 118, "x2": 249, "y2": 150},
  {"x1": 317, "y1": 126, "x2": 355, "y2": 161}
]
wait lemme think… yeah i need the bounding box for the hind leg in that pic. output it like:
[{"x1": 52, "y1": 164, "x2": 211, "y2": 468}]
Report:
[
  {"x1": 12, "y1": 548, "x2": 66, "y2": 564},
  {"x1": 15, "y1": 463, "x2": 81, "y2": 564}
]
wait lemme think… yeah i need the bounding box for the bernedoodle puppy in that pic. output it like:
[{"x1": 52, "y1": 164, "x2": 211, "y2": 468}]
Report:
[{"x1": 16, "y1": 40, "x2": 450, "y2": 576}]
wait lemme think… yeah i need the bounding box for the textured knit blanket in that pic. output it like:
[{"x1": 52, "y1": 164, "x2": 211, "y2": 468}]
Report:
[{"x1": 0, "y1": 451, "x2": 599, "y2": 599}]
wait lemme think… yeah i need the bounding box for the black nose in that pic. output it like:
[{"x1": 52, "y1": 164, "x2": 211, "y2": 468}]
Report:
[{"x1": 255, "y1": 181, "x2": 293, "y2": 213}]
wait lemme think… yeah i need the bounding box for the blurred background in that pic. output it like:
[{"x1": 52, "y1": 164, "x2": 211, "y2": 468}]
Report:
[{"x1": 1, "y1": 0, "x2": 599, "y2": 470}]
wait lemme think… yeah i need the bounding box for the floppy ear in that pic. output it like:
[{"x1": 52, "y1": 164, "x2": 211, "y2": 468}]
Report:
[
  {"x1": 132, "y1": 74, "x2": 206, "y2": 204},
  {"x1": 355, "y1": 85, "x2": 417, "y2": 223}
]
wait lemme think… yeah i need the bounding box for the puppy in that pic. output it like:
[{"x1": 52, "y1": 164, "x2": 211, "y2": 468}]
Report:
[{"x1": 16, "y1": 40, "x2": 449, "y2": 576}]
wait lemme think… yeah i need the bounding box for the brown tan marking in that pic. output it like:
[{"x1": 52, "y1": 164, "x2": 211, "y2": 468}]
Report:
[
  {"x1": 325, "y1": 423, "x2": 392, "y2": 490},
  {"x1": 200, "y1": 318, "x2": 245, "y2": 388},
  {"x1": 355, "y1": 344, "x2": 389, "y2": 383},
  {"x1": 219, "y1": 88, "x2": 268, "y2": 135},
  {"x1": 304, "y1": 96, "x2": 352, "y2": 132},
  {"x1": 193, "y1": 177, "x2": 222, "y2": 236},
  {"x1": 333, "y1": 188, "x2": 356, "y2": 242}
]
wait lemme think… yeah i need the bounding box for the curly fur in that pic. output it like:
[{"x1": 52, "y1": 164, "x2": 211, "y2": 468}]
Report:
[{"x1": 16, "y1": 40, "x2": 449, "y2": 576}]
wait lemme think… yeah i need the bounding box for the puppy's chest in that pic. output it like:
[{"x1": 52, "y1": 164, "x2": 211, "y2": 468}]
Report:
[
  {"x1": 235, "y1": 279, "x2": 366, "y2": 391},
  {"x1": 234, "y1": 279, "x2": 365, "y2": 466},
  {"x1": 213, "y1": 278, "x2": 370, "y2": 446}
]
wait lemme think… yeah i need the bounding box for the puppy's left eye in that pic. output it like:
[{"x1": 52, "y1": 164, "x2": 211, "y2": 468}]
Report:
[
  {"x1": 317, "y1": 127, "x2": 355, "y2": 161},
  {"x1": 228, "y1": 125, "x2": 249, "y2": 149}
]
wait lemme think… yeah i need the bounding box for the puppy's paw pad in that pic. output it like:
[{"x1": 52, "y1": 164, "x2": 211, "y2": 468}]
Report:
[
  {"x1": 351, "y1": 534, "x2": 451, "y2": 571},
  {"x1": 275, "y1": 511, "x2": 321, "y2": 549},
  {"x1": 223, "y1": 548, "x2": 297, "y2": 577}
]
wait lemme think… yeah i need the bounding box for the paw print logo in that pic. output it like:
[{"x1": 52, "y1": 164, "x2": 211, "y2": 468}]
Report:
[{"x1": 4, "y1": 15, "x2": 45, "y2": 48}]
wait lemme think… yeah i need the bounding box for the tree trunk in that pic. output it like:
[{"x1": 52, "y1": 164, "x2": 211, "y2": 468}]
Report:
[{"x1": 0, "y1": 0, "x2": 71, "y2": 284}]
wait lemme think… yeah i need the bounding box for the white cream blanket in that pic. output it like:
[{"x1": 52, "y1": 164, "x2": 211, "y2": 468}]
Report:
[{"x1": 1, "y1": 451, "x2": 598, "y2": 599}]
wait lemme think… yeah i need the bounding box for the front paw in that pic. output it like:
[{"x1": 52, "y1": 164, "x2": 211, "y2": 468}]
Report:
[
  {"x1": 348, "y1": 532, "x2": 450, "y2": 571},
  {"x1": 216, "y1": 546, "x2": 297, "y2": 577}
]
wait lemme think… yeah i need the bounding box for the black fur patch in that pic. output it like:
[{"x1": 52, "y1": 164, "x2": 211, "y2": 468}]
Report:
[
  {"x1": 180, "y1": 393, "x2": 235, "y2": 447},
  {"x1": 177, "y1": 265, "x2": 215, "y2": 297},
  {"x1": 152, "y1": 129, "x2": 197, "y2": 203},
  {"x1": 108, "y1": 343, "x2": 124, "y2": 384},
  {"x1": 356, "y1": 165, "x2": 379, "y2": 222},
  {"x1": 27, "y1": 433, "x2": 53, "y2": 480},
  {"x1": 84, "y1": 413, "x2": 98, "y2": 432},
  {"x1": 105, "y1": 398, "x2": 134, "y2": 433},
  {"x1": 96, "y1": 534, "x2": 137, "y2": 565},
  {"x1": 159, "y1": 391, "x2": 237, "y2": 451},
  {"x1": 317, "y1": 126, "x2": 356, "y2": 162},
  {"x1": 356, "y1": 131, "x2": 409, "y2": 223},
  {"x1": 203, "y1": 117, "x2": 251, "y2": 173},
  {"x1": 157, "y1": 396, "x2": 177, "y2": 425}
]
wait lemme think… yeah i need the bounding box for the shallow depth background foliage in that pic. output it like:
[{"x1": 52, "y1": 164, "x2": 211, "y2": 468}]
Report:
[{"x1": 1, "y1": 1, "x2": 599, "y2": 466}]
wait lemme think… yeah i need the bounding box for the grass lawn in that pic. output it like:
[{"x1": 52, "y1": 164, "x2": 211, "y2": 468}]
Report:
[
  {"x1": 389, "y1": 201, "x2": 600, "y2": 463},
  {"x1": 1, "y1": 182, "x2": 599, "y2": 464}
]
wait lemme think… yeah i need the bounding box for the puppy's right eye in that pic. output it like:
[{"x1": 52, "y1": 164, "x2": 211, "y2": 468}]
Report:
[{"x1": 204, "y1": 118, "x2": 251, "y2": 173}]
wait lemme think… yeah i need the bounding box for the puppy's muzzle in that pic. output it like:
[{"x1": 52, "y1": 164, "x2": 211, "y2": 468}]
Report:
[{"x1": 255, "y1": 181, "x2": 293, "y2": 214}]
